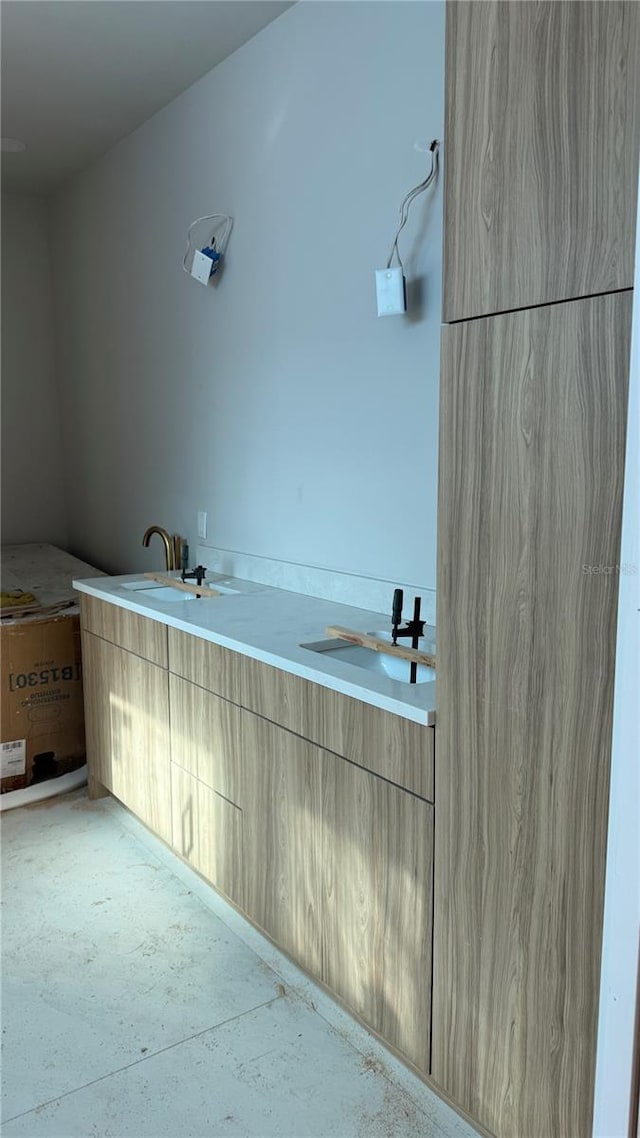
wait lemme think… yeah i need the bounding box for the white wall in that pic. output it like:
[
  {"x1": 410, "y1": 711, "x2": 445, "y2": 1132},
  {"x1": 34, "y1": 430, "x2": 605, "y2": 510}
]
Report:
[
  {"x1": 1, "y1": 194, "x2": 68, "y2": 547},
  {"x1": 51, "y1": 1, "x2": 444, "y2": 581},
  {"x1": 592, "y1": 171, "x2": 640, "y2": 1138}
]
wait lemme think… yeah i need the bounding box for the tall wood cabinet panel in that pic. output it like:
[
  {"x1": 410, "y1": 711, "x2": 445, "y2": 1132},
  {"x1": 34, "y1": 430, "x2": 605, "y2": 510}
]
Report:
[
  {"x1": 322, "y1": 754, "x2": 434, "y2": 1074},
  {"x1": 442, "y1": 0, "x2": 640, "y2": 322},
  {"x1": 433, "y1": 292, "x2": 633, "y2": 1137},
  {"x1": 241, "y1": 711, "x2": 324, "y2": 977},
  {"x1": 82, "y1": 631, "x2": 171, "y2": 843}
]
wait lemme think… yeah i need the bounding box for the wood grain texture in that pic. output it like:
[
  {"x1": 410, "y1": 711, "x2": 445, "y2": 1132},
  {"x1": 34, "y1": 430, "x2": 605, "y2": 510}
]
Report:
[
  {"x1": 169, "y1": 674, "x2": 242, "y2": 804},
  {"x1": 241, "y1": 710, "x2": 324, "y2": 976},
  {"x1": 433, "y1": 293, "x2": 632, "y2": 1137},
  {"x1": 443, "y1": 0, "x2": 640, "y2": 321},
  {"x1": 171, "y1": 763, "x2": 243, "y2": 908},
  {"x1": 241, "y1": 656, "x2": 434, "y2": 802},
  {"x1": 167, "y1": 627, "x2": 241, "y2": 703},
  {"x1": 81, "y1": 630, "x2": 171, "y2": 843},
  {"x1": 322, "y1": 753, "x2": 434, "y2": 1074},
  {"x1": 80, "y1": 594, "x2": 168, "y2": 667}
]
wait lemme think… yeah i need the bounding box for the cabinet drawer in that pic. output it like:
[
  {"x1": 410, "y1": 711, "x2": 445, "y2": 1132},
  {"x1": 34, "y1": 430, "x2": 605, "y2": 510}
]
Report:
[
  {"x1": 241, "y1": 655, "x2": 434, "y2": 801},
  {"x1": 169, "y1": 674, "x2": 242, "y2": 804},
  {"x1": 80, "y1": 595, "x2": 167, "y2": 667},
  {"x1": 171, "y1": 763, "x2": 243, "y2": 908},
  {"x1": 168, "y1": 627, "x2": 241, "y2": 702}
]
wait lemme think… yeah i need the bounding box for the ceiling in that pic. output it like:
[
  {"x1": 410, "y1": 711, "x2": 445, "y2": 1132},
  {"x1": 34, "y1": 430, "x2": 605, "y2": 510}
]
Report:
[{"x1": 1, "y1": 1, "x2": 293, "y2": 194}]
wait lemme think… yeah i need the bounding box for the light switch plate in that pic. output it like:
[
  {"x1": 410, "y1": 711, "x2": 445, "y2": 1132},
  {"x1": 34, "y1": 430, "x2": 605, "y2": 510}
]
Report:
[{"x1": 197, "y1": 511, "x2": 207, "y2": 539}]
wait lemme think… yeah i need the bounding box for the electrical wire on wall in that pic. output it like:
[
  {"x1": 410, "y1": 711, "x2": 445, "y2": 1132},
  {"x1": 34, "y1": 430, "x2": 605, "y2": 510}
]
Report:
[
  {"x1": 375, "y1": 139, "x2": 440, "y2": 316},
  {"x1": 183, "y1": 213, "x2": 233, "y2": 286},
  {"x1": 387, "y1": 140, "x2": 439, "y2": 273}
]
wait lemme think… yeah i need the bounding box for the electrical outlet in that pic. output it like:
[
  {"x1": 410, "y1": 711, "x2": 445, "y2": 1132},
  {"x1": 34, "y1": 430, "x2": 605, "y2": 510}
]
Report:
[{"x1": 197, "y1": 511, "x2": 207, "y2": 540}]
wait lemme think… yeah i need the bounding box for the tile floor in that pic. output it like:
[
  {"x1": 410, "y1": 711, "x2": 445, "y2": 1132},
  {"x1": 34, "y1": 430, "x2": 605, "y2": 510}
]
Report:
[{"x1": 1, "y1": 789, "x2": 479, "y2": 1138}]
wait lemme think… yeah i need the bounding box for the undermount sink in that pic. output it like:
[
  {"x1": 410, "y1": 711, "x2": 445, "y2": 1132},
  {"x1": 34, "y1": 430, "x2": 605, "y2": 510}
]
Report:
[
  {"x1": 301, "y1": 631, "x2": 436, "y2": 686},
  {"x1": 122, "y1": 579, "x2": 241, "y2": 601},
  {"x1": 128, "y1": 585, "x2": 198, "y2": 602}
]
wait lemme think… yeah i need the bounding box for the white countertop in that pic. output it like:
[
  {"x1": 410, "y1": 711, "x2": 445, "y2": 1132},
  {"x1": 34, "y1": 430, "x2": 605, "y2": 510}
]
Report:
[{"x1": 73, "y1": 572, "x2": 436, "y2": 726}]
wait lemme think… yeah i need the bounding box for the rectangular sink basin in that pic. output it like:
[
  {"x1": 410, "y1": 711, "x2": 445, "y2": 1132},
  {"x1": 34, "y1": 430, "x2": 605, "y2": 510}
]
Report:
[
  {"x1": 122, "y1": 580, "x2": 241, "y2": 601},
  {"x1": 301, "y1": 634, "x2": 435, "y2": 685},
  {"x1": 129, "y1": 585, "x2": 197, "y2": 602}
]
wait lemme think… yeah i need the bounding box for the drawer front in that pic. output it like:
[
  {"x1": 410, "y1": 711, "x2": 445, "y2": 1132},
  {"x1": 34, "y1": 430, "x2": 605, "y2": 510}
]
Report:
[
  {"x1": 171, "y1": 763, "x2": 243, "y2": 909},
  {"x1": 80, "y1": 595, "x2": 167, "y2": 667},
  {"x1": 169, "y1": 674, "x2": 242, "y2": 804},
  {"x1": 168, "y1": 627, "x2": 241, "y2": 702},
  {"x1": 241, "y1": 655, "x2": 434, "y2": 802}
]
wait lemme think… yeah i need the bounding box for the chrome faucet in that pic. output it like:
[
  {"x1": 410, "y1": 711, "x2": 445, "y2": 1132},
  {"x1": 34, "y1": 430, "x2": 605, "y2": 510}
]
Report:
[{"x1": 142, "y1": 525, "x2": 174, "y2": 571}]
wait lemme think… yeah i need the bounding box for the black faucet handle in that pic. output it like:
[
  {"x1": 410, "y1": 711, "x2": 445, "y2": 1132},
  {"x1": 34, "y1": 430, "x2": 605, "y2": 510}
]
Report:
[
  {"x1": 181, "y1": 565, "x2": 208, "y2": 586},
  {"x1": 392, "y1": 588, "x2": 403, "y2": 627}
]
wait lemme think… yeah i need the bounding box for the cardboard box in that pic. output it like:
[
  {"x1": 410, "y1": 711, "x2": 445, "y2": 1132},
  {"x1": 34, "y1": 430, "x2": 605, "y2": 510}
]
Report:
[{"x1": 1, "y1": 612, "x2": 86, "y2": 792}]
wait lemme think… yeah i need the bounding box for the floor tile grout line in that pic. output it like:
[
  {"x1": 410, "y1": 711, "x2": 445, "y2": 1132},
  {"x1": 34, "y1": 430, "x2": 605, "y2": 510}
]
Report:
[{"x1": 2, "y1": 994, "x2": 282, "y2": 1126}]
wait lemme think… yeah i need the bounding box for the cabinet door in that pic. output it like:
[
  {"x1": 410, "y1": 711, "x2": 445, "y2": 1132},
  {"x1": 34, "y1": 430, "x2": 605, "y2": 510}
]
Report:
[
  {"x1": 169, "y1": 674, "x2": 242, "y2": 805},
  {"x1": 443, "y1": 0, "x2": 640, "y2": 321},
  {"x1": 82, "y1": 631, "x2": 171, "y2": 843},
  {"x1": 241, "y1": 711, "x2": 323, "y2": 976},
  {"x1": 322, "y1": 755, "x2": 434, "y2": 1075},
  {"x1": 171, "y1": 764, "x2": 243, "y2": 908},
  {"x1": 434, "y1": 293, "x2": 632, "y2": 1136}
]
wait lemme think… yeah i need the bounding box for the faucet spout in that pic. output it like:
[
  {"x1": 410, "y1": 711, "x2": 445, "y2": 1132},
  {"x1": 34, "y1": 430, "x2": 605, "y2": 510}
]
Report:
[{"x1": 142, "y1": 525, "x2": 174, "y2": 571}]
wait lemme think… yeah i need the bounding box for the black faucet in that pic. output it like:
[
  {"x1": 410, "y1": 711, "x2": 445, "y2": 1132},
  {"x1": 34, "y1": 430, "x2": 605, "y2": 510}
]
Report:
[
  {"x1": 391, "y1": 589, "x2": 424, "y2": 683},
  {"x1": 181, "y1": 564, "x2": 207, "y2": 589}
]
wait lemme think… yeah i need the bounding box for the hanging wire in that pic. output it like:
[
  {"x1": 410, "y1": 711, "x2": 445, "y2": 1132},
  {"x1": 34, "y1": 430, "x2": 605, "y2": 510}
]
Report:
[{"x1": 387, "y1": 140, "x2": 440, "y2": 272}]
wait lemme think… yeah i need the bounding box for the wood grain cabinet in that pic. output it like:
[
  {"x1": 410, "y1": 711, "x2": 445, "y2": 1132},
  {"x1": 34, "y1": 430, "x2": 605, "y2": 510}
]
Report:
[
  {"x1": 443, "y1": 0, "x2": 640, "y2": 321},
  {"x1": 169, "y1": 673, "x2": 242, "y2": 805},
  {"x1": 240, "y1": 710, "x2": 324, "y2": 977},
  {"x1": 240, "y1": 709, "x2": 435, "y2": 1074},
  {"x1": 434, "y1": 292, "x2": 633, "y2": 1137},
  {"x1": 80, "y1": 596, "x2": 436, "y2": 1082},
  {"x1": 170, "y1": 764, "x2": 243, "y2": 908},
  {"x1": 169, "y1": 675, "x2": 245, "y2": 907},
  {"x1": 81, "y1": 629, "x2": 171, "y2": 844},
  {"x1": 81, "y1": 593, "x2": 168, "y2": 666},
  {"x1": 322, "y1": 754, "x2": 434, "y2": 1074},
  {"x1": 241, "y1": 655, "x2": 435, "y2": 802}
]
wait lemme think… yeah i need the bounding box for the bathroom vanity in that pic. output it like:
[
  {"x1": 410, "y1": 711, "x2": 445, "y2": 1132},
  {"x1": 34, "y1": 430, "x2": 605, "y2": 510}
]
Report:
[{"x1": 75, "y1": 575, "x2": 437, "y2": 1076}]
